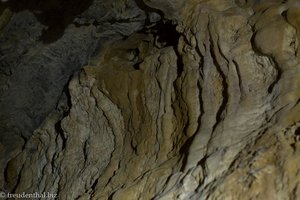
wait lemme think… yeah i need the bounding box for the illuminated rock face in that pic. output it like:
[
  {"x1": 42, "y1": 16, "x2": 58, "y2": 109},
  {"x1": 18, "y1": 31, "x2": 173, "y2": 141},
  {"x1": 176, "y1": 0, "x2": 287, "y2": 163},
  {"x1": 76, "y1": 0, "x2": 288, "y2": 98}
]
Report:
[{"x1": 1, "y1": 0, "x2": 300, "y2": 199}]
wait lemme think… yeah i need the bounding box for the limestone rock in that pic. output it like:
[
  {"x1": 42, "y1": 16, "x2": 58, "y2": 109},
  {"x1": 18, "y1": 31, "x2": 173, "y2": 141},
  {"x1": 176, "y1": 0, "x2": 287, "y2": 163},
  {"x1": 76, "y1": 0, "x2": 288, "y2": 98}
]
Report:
[
  {"x1": 1, "y1": 0, "x2": 300, "y2": 199},
  {"x1": 0, "y1": 0, "x2": 147, "y2": 188}
]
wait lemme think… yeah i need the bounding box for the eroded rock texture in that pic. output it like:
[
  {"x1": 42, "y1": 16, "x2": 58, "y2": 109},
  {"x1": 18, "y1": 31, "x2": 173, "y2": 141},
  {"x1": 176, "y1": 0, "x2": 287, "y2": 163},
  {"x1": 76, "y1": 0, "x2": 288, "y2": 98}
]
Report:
[{"x1": 1, "y1": 0, "x2": 300, "y2": 199}]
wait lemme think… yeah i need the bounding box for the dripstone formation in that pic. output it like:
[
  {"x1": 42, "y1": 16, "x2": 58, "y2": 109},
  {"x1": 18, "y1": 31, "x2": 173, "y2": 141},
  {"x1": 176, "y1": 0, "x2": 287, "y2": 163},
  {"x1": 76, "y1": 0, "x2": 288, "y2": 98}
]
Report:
[{"x1": 0, "y1": 0, "x2": 300, "y2": 199}]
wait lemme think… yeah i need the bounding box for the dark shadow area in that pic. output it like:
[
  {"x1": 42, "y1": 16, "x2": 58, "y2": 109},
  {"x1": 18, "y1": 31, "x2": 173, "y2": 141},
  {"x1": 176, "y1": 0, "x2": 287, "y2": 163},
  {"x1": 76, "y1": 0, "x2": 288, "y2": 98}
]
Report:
[
  {"x1": 153, "y1": 21, "x2": 183, "y2": 75},
  {"x1": 133, "y1": 0, "x2": 163, "y2": 18},
  {"x1": 138, "y1": 20, "x2": 183, "y2": 75},
  {"x1": 179, "y1": 134, "x2": 196, "y2": 171},
  {"x1": 1, "y1": 0, "x2": 93, "y2": 43},
  {"x1": 131, "y1": 48, "x2": 141, "y2": 70},
  {"x1": 152, "y1": 20, "x2": 180, "y2": 47},
  {"x1": 54, "y1": 78, "x2": 73, "y2": 150},
  {"x1": 295, "y1": 127, "x2": 300, "y2": 137}
]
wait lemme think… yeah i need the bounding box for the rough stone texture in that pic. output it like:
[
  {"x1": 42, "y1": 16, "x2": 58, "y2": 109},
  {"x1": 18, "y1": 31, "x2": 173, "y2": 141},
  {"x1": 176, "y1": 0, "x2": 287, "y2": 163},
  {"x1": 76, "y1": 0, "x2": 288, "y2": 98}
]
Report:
[
  {"x1": 0, "y1": 0, "x2": 147, "y2": 190},
  {"x1": 1, "y1": 0, "x2": 300, "y2": 199}
]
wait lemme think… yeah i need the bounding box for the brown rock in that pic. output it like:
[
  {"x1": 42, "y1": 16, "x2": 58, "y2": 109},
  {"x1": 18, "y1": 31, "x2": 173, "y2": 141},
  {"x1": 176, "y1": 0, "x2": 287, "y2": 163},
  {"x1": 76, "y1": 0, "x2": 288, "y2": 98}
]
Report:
[{"x1": 1, "y1": 0, "x2": 300, "y2": 199}]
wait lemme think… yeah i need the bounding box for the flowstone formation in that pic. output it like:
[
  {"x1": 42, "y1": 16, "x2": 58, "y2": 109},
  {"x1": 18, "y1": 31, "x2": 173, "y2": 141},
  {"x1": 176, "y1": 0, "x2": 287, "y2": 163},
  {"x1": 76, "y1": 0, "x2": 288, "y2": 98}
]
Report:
[{"x1": 1, "y1": 0, "x2": 300, "y2": 199}]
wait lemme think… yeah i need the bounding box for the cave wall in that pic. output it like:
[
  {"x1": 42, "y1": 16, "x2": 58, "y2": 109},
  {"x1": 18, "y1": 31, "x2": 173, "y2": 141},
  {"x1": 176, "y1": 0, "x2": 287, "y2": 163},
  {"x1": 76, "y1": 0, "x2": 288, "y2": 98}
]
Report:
[{"x1": 1, "y1": 0, "x2": 300, "y2": 199}]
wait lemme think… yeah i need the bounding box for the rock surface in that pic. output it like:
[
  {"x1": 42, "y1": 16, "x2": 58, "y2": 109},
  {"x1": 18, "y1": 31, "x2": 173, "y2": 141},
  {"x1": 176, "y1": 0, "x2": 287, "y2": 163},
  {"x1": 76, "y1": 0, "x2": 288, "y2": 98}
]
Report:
[{"x1": 1, "y1": 0, "x2": 300, "y2": 199}]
